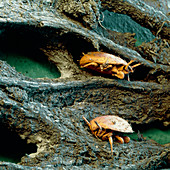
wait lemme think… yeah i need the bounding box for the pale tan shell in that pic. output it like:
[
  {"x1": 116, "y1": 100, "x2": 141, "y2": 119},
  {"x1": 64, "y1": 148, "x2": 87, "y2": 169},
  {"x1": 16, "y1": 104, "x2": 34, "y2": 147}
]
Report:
[{"x1": 90, "y1": 115, "x2": 133, "y2": 133}]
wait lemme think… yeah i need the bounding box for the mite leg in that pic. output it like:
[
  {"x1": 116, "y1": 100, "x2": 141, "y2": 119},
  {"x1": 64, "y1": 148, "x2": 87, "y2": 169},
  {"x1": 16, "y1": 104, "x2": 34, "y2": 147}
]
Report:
[
  {"x1": 124, "y1": 60, "x2": 134, "y2": 70},
  {"x1": 131, "y1": 63, "x2": 141, "y2": 68},
  {"x1": 82, "y1": 116, "x2": 91, "y2": 129},
  {"x1": 94, "y1": 121, "x2": 107, "y2": 138},
  {"x1": 103, "y1": 64, "x2": 112, "y2": 70},
  {"x1": 123, "y1": 136, "x2": 130, "y2": 143},
  {"x1": 109, "y1": 136, "x2": 113, "y2": 154},
  {"x1": 115, "y1": 135, "x2": 124, "y2": 144},
  {"x1": 94, "y1": 121, "x2": 103, "y2": 137},
  {"x1": 102, "y1": 132, "x2": 113, "y2": 154},
  {"x1": 127, "y1": 74, "x2": 130, "y2": 81},
  {"x1": 83, "y1": 116, "x2": 98, "y2": 137},
  {"x1": 111, "y1": 66, "x2": 118, "y2": 73},
  {"x1": 81, "y1": 62, "x2": 98, "y2": 68},
  {"x1": 100, "y1": 57, "x2": 109, "y2": 71},
  {"x1": 112, "y1": 71, "x2": 125, "y2": 79},
  {"x1": 97, "y1": 129, "x2": 106, "y2": 138},
  {"x1": 117, "y1": 65, "x2": 124, "y2": 71},
  {"x1": 100, "y1": 65, "x2": 104, "y2": 71}
]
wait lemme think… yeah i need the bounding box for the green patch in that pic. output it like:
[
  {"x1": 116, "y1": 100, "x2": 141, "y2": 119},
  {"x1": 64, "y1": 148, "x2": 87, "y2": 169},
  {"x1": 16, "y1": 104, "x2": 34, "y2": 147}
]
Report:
[
  {"x1": 0, "y1": 50, "x2": 61, "y2": 79},
  {"x1": 129, "y1": 128, "x2": 170, "y2": 145}
]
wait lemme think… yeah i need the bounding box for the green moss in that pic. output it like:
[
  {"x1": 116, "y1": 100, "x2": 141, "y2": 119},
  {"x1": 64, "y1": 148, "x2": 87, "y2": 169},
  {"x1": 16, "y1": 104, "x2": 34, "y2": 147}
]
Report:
[
  {"x1": 0, "y1": 51, "x2": 61, "y2": 79},
  {"x1": 129, "y1": 128, "x2": 170, "y2": 145}
]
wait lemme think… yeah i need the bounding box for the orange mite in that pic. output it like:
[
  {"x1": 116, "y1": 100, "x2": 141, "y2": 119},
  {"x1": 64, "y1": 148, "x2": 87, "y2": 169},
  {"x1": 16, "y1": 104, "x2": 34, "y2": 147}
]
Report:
[
  {"x1": 82, "y1": 115, "x2": 134, "y2": 154},
  {"x1": 80, "y1": 52, "x2": 140, "y2": 80}
]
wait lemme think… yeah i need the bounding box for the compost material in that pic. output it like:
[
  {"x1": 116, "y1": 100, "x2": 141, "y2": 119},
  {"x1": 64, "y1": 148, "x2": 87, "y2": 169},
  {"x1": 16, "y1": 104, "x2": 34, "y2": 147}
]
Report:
[{"x1": 0, "y1": 0, "x2": 169, "y2": 169}]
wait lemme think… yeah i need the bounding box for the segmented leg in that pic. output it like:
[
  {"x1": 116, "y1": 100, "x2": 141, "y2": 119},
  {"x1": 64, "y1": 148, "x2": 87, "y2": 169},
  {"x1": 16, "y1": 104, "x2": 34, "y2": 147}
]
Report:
[
  {"x1": 111, "y1": 66, "x2": 118, "y2": 73},
  {"x1": 100, "y1": 65, "x2": 104, "y2": 71},
  {"x1": 115, "y1": 135, "x2": 124, "y2": 144},
  {"x1": 112, "y1": 71, "x2": 125, "y2": 79},
  {"x1": 124, "y1": 60, "x2": 135, "y2": 70},
  {"x1": 97, "y1": 129, "x2": 107, "y2": 138},
  {"x1": 103, "y1": 64, "x2": 113, "y2": 70},
  {"x1": 123, "y1": 136, "x2": 130, "y2": 143},
  {"x1": 127, "y1": 74, "x2": 130, "y2": 81},
  {"x1": 100, "y1": 57, "x2": 110, "y2": 71},
  {"x1": 109, "y1": 136, "x2": 113, "y2": 154},
  {"x1": 94, "y1": 121, "x2": 103, "y2": 137},
  {"x1": 83, "y1": 116, "x2": 100, "y2": 138},
  {"x1": 94, "y1": 121, "x2": 102, "y2": 130},
  {"x1": 111, "y1": 66, "x2": 125, "y2": 79},
  {"x1": 102, "y1": 132, "x2": 113, "y2": 154},
  {"x1": 82, "y1": 116, "x2": 91, "y2": 129},
  {"x1": 81, "y1": 62, "x2": 98, "y2": 68},
  {"x1": 118, "y1": 65, "x2": 129, "y2": 74},
  {"x1": 131, "y1": 63, "x2": 141, "y2": 68},
  {"x1": 117, "y1": 65, "x2": 124, "y2": 71},
  {"x1": 93, "y1": 130, "x2": 99, "y2": 138}
]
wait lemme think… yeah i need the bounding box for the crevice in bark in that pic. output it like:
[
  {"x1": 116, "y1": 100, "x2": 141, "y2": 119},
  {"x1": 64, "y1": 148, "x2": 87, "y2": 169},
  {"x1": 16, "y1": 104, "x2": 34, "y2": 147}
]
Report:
[
  {"x1": 0, "y1": 122, "x2": 37, "y2": 163},
  {"x1": 0, "y1": 0, "x2": 169, "y2": 169}
]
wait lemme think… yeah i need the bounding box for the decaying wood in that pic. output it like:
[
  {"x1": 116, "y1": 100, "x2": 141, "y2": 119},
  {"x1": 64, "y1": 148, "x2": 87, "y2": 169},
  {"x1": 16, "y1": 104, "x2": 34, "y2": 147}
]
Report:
[
  {"x1": 100, "y1": 0, "x2": 170, "y2": 40},
  {"x1": 0, "y1": 0, "x2": 169, "y2": 169}
]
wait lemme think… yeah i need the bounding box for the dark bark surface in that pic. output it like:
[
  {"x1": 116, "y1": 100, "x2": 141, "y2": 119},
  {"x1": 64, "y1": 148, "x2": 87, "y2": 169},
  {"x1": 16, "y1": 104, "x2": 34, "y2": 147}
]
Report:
[
  {"x1": 0, "y1": 0, "x2": 169, "y2": 169},
  {"x1": 101, "y1": 0, "x2": 170, "y2": 40}
]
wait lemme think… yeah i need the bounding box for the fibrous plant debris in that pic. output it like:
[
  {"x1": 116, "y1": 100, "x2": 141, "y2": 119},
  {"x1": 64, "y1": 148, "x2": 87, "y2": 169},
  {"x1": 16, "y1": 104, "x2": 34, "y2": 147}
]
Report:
[{"x1": 0, "y1": 0, "x2": 169, "y2": 169}]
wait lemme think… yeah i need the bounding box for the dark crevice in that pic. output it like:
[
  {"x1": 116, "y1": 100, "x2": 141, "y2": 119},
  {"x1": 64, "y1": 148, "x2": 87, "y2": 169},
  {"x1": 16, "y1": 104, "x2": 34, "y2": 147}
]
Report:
[
  {"x1": 0, "y1": 123, "x2": 37, "y2": 163},
  {"x1": 59, "y1": 32, "x2": 96, "y2": 63},
  {"x1": 0, "y1": 25, "x2": 61, "y2": 78},
  {"x1": 132, "y1": 120, "x2": 169, "y2": 132}
]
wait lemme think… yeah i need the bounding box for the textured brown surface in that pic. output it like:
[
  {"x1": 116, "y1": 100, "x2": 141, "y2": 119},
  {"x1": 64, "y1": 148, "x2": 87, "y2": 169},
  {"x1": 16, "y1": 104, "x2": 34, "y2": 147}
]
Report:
[{"x1": 0, "y1": 0, "x2": 169, "y2": 169}]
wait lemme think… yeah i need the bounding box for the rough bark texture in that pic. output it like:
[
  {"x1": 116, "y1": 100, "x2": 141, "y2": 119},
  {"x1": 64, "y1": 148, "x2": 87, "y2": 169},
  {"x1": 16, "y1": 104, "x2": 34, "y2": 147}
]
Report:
[
  {"x1": 101, "y1": 0, "x2": 170, "y2": 40},
  {"x1": 0, "y1": 0, "x2": 169, "y2": 169}
]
